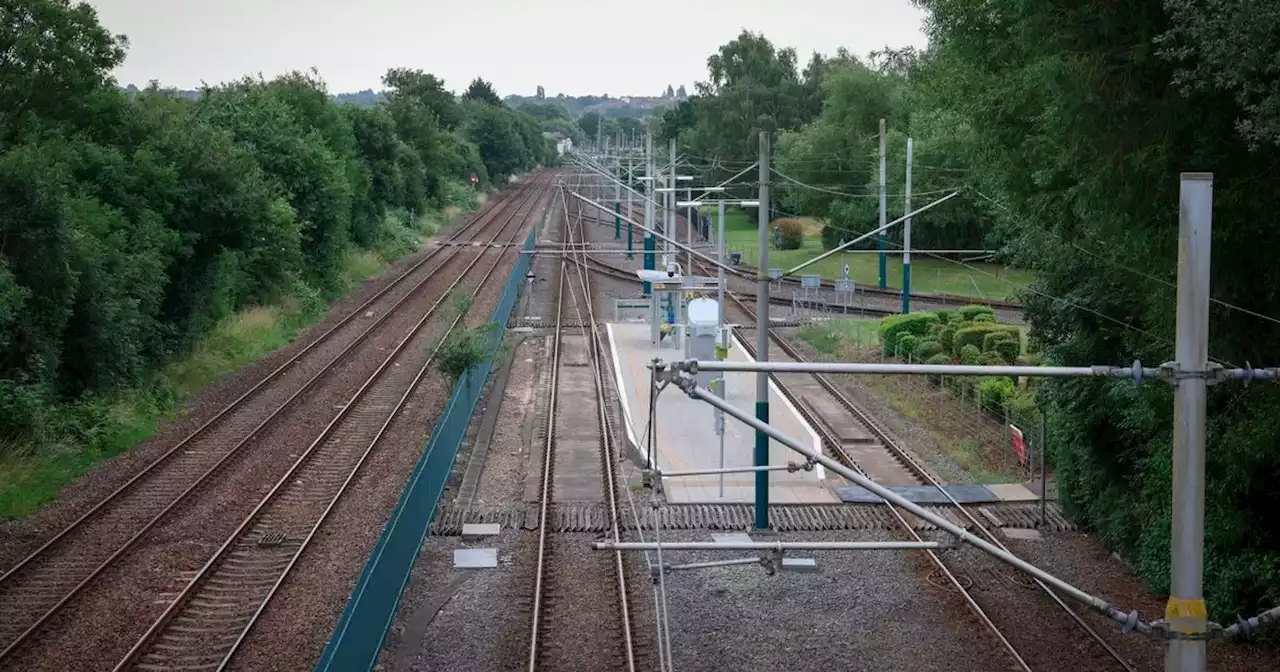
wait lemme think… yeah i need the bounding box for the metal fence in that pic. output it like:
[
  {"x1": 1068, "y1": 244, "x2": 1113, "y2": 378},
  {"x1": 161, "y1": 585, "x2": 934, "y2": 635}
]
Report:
[
  {"x1": 858, "y1": 341, "x2": 1048, "y2": 482},
  {"x1": 316, "y1": 224, "x2": 540, "y2": 672}
]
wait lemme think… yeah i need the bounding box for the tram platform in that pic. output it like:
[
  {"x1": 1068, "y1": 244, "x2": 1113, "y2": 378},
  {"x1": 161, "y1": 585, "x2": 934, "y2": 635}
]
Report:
[{"x1": 606, "y1": 322, "x2": 838, "y2": 504}]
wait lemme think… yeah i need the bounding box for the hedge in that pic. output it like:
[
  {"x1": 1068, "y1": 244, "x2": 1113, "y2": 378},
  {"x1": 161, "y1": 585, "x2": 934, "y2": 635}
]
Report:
[
  {"x1": 914, "y1": 339, "x2": 944, "y2": 361},
  {"x1": 954, "y1": 323, "x2": 1020, "y2": 353},
  {"x1": 879, "y1": 312, "x2": 940, "y2": 354},
  {"x1": 956, "y1": 305, "x2": 996, "y2": 322}
]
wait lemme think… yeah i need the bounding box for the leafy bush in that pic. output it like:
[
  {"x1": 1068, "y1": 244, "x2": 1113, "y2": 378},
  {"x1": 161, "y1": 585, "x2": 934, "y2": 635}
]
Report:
[
  {"x1": 978, "y1": 377, "x2": 1016, "y2": 412},
  {"x1": 925, "y1": 352, "x2": 951, "y2": 383},
  {"x1": 972, "y1": 312, "x2": 996, "y2": 323},
  {"x1": 1016, "y1": 353, "x2": 1043, "y2": 367},
  {"x1": 435, "y1": 322, "x2": 500, "y2": 385},
  {"x1": 954, "y1": 323, "x2": 1020, "y2": 353},
  {"x1": 938, "y1": 324, "x2": 957, "y2": 354},
  {"x1": 776, "y1": 218, "x2": 805, "y2": 250},
  {"x1": 897, "y1": 334, "x2": 919, "y2": 359},
  {"x1": 878, "y1": 312, "x2": 940, "y2": 355},
  {"x1": 978, "y1": 351, "x2": 1006, "y2": 366},
  {"x1": 956, "y1": 305, "x2": 996, "y2": 322},
  {"x1": 991, "y1": 338, "x2": 1020, "y2": 365},
  {"x1": 914, "y1": 339, "x2": 944, "y2": 361},
  {"x1": 935, "y1": 310, "x2": 954, "y2": 324},
  {"x1": 959, "y1": 344, "x2": 981, "y2": 364}
]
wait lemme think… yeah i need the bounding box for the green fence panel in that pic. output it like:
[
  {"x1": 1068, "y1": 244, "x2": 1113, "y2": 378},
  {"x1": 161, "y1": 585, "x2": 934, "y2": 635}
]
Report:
[{"x1": 316, "y1": 225, "x2": 538, "y2": 671}]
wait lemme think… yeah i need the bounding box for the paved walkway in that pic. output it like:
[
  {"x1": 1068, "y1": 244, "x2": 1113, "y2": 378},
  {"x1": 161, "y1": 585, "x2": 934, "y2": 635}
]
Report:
[{"x1": 607, "y1": 322, "x2": 837, "y2": 504}]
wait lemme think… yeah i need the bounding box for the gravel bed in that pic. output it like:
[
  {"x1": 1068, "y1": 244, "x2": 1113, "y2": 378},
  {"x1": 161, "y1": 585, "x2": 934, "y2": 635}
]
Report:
[
  {"x1": 636, "y1": 528, "x2": 1009, "y2": 672},
  {"x1": 228, "y1": 220, "x2": 552, "y2": 670},
  {"x1": 1000, "y1": 531, "x2": 1279, "y2": 670},
  {"x1": 0, "y1": 236, "x2": 473, "y2": 569},
  {"x1": 473, "y1": 337, "x2": 545, "y2": 505}
]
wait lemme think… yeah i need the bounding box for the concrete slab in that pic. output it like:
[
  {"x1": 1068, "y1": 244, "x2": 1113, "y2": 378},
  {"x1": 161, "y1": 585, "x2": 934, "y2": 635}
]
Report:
[
  {"x1": 607, "y1": 322, "x2": 836, "y2": 505},
  {"x1": 454, "y1": 548, "x2": 498, "y2": 569},
  {"x1": 461, "y1": 523, "x2": 501, "y2": 540},
  {"x1": 986, "y1": 483, "x2": 1040, "y2": 502},
  {"x1": 1001, "y1": 528, "x2": 1043, "y2": 541},
  {"x1": 834, "y1": 484, "x2": 1000, "y2": 505}
]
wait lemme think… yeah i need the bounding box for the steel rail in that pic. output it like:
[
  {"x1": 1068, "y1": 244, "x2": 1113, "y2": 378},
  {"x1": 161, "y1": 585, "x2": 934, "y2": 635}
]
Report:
[
  {"x1": 0, "y1": 177, "x2": 542, "y2": 663},
  {"x1": 112, "y1": 173, "x2": 555, "y2": 672}
]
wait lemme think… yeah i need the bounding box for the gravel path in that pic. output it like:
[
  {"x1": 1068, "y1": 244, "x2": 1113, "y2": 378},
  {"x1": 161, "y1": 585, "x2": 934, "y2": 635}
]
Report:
[{"x1": 473, "y1": 337, "x2": 545, "y2": 505}]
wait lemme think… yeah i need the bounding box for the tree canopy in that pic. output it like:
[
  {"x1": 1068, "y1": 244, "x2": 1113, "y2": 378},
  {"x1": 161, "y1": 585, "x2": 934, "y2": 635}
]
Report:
[
  {"x1": 0, "y1": 0, "x2": 555, "y2": 446},
  {"x1": 672, "y1": 5, "x2": 1280, "y2": 619}
]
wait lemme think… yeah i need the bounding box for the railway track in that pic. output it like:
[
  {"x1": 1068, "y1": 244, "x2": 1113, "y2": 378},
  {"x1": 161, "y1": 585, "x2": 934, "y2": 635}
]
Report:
[
  {"x1": 108, "y1": 176, "x2": 555, "y2": 671},
  {"x1": 705, "y1": 266, "x2": 1134, "y2": 671},
  {"x1": 0, "y1": 173, "x2": 555, "y2": 668},
  {"x1": 526, "y1": 183, "x2": 640, "y2": 672}
]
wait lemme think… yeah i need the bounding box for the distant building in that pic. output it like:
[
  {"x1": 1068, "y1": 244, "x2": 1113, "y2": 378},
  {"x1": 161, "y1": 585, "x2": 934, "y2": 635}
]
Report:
[{"x1": 542, "y1": 132, "x2": 573, "y2": 155}]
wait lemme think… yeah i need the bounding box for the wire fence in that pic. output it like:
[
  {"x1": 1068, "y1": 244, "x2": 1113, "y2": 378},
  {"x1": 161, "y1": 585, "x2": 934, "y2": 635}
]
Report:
[
  {"x1": 833, "y1": 333, "x2": 1048, "y2": 483},
  {"x1": 316, "y1": 223, "x2": 540, "y2": 671}
]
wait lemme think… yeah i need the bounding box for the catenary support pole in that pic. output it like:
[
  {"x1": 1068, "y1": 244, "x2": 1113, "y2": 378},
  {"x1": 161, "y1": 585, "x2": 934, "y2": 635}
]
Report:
[
  {"x1": 614, "y1": 149, "x2": 621, "y2": 240},
  {"x1": 903, "y1": 136, "x2": 913, "y2": 314},
  {"x1": 1166, "y1": 172, "x2": 1212, "y2": 672},
  {"x1": 717, "y1": 197, "x2": 727, "y2": 498},
  {"x1": 626, "y1": 155, "x2": 634, "y2": 259},
  {"x1": 878, "y1": 117, "x2": 887, "y2": 289},
  {"x1": 755, "y1": 130, "x2": 771, "y2": 530},
  {"x1": 686, "y1": 184, "x2": 693, "y2": 273},
  {"x1": 643, "y1": 133, "x2": 655, "y2": 294},
  {"x1": 667, "y1": 138, "x2": 676, "y2": 264}
]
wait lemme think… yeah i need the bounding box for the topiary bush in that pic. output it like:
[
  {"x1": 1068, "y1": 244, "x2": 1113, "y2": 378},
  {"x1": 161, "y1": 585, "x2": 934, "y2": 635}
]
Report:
[
  {"x1": 977, "y1": 376, "x2": 1016, "y2": 412},
  {"x1": 982, "y1": 331, "x2": 1015, "y2": 352},
  {"x1": 959, "y1": 344, "x2": 981, "y2": 364},
  {"x1": 954, "y1": 323, "x2": 1020, "y2": 353},
  {"x1": 956, "y1": 304, "x2": 996, "y2": 322},
  {"x1": 879, "y1": 312, "x2": 940, "y2": 355},
  {"x1": 935, "y1": 310, "x2": 954, "y2": 324},
  {"x1": 991, "y1": 338, "x2": 1020, "y2": 365},
  {"x1": 972, "y1": 312, "x2": 996, "y2": 323},
  {"x1": 897, "y1": 334, "x2": 919, "y2": 359},
  {"x1": 938, "y1": 324, "x2": 957, "y2": 355},
  {"x1": 925, "y1": 352, "x2": 951, "y2": 383},
  {"x1": 776, "y1": 218, "x2": 805, "y2": 250},
  {"x1": 914, "y1": 339, "x2": 944, "y2": 361}
]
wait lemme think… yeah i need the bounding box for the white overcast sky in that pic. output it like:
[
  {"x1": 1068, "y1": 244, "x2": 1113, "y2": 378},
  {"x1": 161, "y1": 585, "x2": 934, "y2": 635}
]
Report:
[{"x1": 88, "y1": 0, "x2": 928, "y2": 96}]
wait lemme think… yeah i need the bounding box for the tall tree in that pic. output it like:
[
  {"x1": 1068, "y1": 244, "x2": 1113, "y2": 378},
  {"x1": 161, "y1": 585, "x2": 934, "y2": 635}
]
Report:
[
  {"x1": 382, "y1": 68, "x2": 461, "y2": 130},
  {"x1": 676, "y1": 84, "x2": 687, "y2": 98},
  {"x1": 463, "y1": 77, "x2": 503, "y2": 107},
  {"x1": 535, "y1": 85, "x2": 546, "y2": 100}
]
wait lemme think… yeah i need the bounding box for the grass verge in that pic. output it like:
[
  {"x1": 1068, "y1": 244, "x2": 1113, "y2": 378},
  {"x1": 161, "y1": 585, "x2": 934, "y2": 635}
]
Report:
[{"x1": 703, "y1": 206, "x2": 1033, "y2": 300}]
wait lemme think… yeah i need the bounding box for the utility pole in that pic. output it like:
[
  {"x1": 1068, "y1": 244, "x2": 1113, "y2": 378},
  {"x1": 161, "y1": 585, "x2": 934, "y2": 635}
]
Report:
[
  {"x1": 902, "y1": 136, "x2": 913, "y2": 314},
  {"x1": 878, "y1": 118, "x2": 887, "y2": 290},
  {"x1": 667, "y1": 138, "x2": 677, "y2": 268},
  {"x1": 644, "y1": 132, "x2": 656, "y2": 295},
  {"x1": 1166, "y1": 172, "x2": 1212, "y2": 671},
  {"x1": 717, "y1": 197, "x2": 727, "y2": 499},
  {"x1": 626, "y1": 154, "x2": 634, "y2": 260},
  {"x1": 686, "y1": 182, "x2": 693, "y2": 275},
  {"x1": 614, "y1": 143, "x2": 622, "y2": 240},
  {"x1": 755, "y1": 131, "x2": 771, "y2": 530}
]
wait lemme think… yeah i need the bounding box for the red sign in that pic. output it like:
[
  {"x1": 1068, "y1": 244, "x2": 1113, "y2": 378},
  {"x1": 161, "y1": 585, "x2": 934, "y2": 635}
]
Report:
[
  {"x1": 1009, "y1": 425, "x2": 1027, "y2": 465},
  {"x1": 470, "y1": 175, "x2": 478, "y2": 184}
]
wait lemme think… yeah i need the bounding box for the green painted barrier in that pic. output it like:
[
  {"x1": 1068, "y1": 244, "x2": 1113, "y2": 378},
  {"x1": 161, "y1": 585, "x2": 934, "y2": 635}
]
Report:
[{"x1": 316, "y1": 224, "x2": 539, "y2": 671}]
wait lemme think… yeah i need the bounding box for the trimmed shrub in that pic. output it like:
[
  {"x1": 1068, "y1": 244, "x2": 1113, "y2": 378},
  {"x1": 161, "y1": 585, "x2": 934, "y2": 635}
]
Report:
[
  {"x1": 935, "y1": 310, "x2": 954, "y2": 324},
  {"x1": 972, "y1": 312, "x2": 996, "y2": 323},
  {"x1": 959, "y1": 344, "x2": 981, "y2": 364},
  {"x1": 956, "y1": 304, "x2": 996, "y2": 322},
  {"x1": 978, "y1": 376, "x2": 1016, "y2": 412},
  {"x1": 954, "y1": 323, "x2": 1020, "y2": 353},
  {"x1": 938, "y1": 324, "x2": 957, "y2": 354},
  {"x1": 776, "y1": 218, "x2": 804, "y2": 250},
  {"x1": 1015, "y1": 353, "x2": 1043, "y2": 367},
  {"x1": 925, "y1": 352, "x2": 951, "y2": 383},
  {"x1": 914, "y1": 339, "x2": 944, "y2": 361},
  {"x1": 897, "y1": 334, "x2": 919, "y2": 359},
  {"x1": 991, "y1": 338, "x2": 1020, "y2": 365},
  {"x1": 878, "y1": 312, "x2": 940, "y2": 355},
  {"x1": 978, "y1": 350, "x2": 1006, "y2": 366},
  {"x1": 982, "y1": 331, "x2": 1015, "y2": 352}
]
